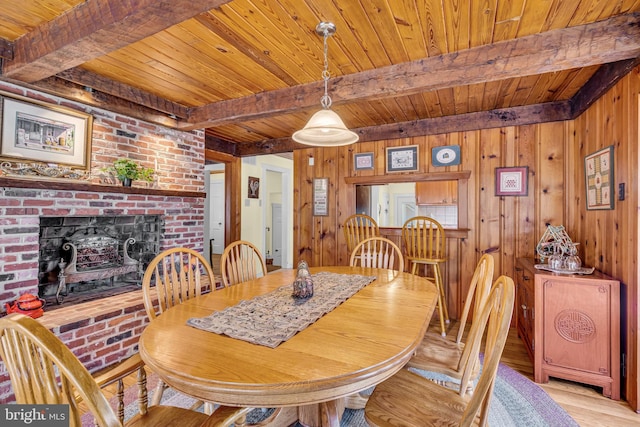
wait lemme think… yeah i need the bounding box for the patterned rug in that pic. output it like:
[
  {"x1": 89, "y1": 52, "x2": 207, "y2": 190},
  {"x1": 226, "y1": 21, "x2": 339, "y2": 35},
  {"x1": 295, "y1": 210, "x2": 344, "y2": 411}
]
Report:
[{"x1": 83, "y1": 361, "x2": 578, "y2": 426}]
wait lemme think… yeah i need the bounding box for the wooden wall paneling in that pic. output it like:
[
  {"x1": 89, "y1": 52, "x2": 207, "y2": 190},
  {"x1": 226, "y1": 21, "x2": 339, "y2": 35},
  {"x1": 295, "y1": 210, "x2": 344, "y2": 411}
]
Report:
[
  {"x1": 535, "y1": 122, "x2": 566, "y2": 250},
  {"x1": 570, "y1": 68, "x2": 639, "y2": 409},
  {"x1": 294, "y1": 149, "x2": 313, "y2": 265},
  {"x1": 479, "y1": 128, "x2": 503, "y2": 274},
  {"x1": 500, "y1": 126, "x2": 518, "y2": 279},
  {"x1": 322, "y1": 147, "x2": 339, "y2": 266},
  {"x1": 515, "y1": 124, "x2": 537, "y2": 260}
]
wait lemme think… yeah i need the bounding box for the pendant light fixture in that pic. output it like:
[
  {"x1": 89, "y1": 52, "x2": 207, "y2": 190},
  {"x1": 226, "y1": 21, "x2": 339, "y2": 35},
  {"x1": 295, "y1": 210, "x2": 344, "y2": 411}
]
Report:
[{"x1": 292, "y1": 22, "x2": 359, "y2": 146}]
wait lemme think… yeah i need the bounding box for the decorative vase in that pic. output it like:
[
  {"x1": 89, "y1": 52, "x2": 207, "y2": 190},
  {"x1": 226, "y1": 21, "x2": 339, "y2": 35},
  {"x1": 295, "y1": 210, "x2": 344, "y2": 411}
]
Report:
[
  {"x1": 292, "y1": 260, "x2": 314, "y2": 299},
  {"x1": 122, "y1": 178, "x2": 132, "y2": 187}
]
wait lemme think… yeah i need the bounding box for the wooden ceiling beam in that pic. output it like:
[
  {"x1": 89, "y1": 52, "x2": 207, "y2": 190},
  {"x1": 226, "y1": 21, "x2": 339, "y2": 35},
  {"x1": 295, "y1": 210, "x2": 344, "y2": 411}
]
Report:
[
  {"x1": 570, "y1": 57, "x2": 640, "y2": 117},
  {"x1": 30, "y1": 76, "x2": 178, "y2": 128},
  {"x1": 56, "y1": 68, "x2": 190, "y2": 118},
  {"x1": 185, "y1": 12, "x2": 640, "y2": 130},
  {"x1": 234, "y1": 101, "x2": 572, "y2": 156},
  {"x1": 2, "y1": 0, "x2": 233, "y2": 82}
]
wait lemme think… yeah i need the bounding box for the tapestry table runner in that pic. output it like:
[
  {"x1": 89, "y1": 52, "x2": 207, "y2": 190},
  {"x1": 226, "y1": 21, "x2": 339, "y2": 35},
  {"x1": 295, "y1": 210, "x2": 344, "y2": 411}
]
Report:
[{"x1": 187, "y1": 271, "x2": 376, "y2": 348}]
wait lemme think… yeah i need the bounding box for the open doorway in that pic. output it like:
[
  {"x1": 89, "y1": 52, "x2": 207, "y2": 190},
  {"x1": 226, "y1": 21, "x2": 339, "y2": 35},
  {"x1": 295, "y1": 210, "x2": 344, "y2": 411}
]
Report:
[
  {"x1": 261, "y1": 163, "x2": 292, "y2": 269},
  {"x1": 204, "y1": 163, "x2": 225, "y2": 274}
]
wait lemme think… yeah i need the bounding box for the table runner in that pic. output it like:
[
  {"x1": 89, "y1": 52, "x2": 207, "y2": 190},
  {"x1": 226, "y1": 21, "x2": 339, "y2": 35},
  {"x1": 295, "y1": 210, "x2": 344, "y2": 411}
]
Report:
[{"x1": 186, "y1": 271, "x2": 376, "y2": 348}]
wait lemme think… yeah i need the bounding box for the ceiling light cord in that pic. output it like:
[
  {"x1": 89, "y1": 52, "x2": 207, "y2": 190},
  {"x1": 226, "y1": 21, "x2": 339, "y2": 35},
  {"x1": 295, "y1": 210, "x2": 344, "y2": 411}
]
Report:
[{"x1": 321, "y1": 28, "x2": 332, "y2": 110}]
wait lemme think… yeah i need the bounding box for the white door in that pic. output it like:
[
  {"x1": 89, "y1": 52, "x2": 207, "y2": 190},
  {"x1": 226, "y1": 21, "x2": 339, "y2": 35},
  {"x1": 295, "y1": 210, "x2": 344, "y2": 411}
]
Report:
[
  {"x1": 271, "y1": 203, "x2": 282, "y2": 266},
  {"x1": 210, "y1": 181, "x2": 225, "y2": 254}
]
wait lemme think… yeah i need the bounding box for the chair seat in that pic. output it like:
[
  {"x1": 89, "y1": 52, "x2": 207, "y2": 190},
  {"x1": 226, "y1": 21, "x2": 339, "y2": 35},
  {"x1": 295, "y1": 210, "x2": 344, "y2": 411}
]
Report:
[
  {"x1": 406, "y1": 330, "x2": 480, "y2": 393},
  {"x1": 365, "y1": 368, "x2": 471, "y2": 427}
]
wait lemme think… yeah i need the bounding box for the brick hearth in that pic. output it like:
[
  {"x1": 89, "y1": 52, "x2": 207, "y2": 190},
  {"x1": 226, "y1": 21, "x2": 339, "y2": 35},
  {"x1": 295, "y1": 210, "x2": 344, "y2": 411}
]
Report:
[{"x1": 0, "y1": 291, "x2": 149, "y2": 403}]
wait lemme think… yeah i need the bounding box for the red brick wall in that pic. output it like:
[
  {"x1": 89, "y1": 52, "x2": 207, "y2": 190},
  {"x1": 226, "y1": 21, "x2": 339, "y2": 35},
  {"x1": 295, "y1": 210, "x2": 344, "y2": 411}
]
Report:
[{"x1": 0, "y1": 82, "x2": 207, "y2": 403}]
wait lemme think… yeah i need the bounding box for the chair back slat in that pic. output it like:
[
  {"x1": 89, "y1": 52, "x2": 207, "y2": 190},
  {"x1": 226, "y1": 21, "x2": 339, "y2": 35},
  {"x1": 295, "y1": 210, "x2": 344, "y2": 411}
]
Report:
[
  {"x1": 142, "y1": 247, "x2": 215, "y2": 320},
  {"x1": 220, "y1": 240, "x2": 268, "y2": 287},
  {"x1": 343, "y1": 214, "x2": 380, "y2": 253},
  {"x1": 402, "y1": 216, "x2": 446, "y2": 261},
  {"x1": 350, "y1": 237, "x2": 404, "y2": 272},
  {"x1": 458, "y1": 276, "x2": 514, "y2": 427},
  {"x1": 455, "y1": 253, "x2": 494, "y2": 344}
]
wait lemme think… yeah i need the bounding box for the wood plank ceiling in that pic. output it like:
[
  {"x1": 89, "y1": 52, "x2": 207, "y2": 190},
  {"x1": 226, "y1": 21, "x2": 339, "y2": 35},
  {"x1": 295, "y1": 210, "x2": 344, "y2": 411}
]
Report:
[{"x1": 0, "y1": 0, "x2": 639, "y2": 157}]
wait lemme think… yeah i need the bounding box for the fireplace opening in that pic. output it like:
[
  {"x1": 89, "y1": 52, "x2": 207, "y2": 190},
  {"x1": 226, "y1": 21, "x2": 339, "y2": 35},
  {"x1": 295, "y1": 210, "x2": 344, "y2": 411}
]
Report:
[{"x1": 38, "y1": 215, "x2": 162, "y2": 311}]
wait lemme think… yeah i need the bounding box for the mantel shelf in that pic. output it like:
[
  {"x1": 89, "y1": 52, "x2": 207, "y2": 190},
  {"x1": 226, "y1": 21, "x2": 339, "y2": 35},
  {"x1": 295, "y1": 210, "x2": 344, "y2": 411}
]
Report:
[
  {"x1": 344, "y1": 170, "x2": 471, "y2": 185},
  {"x1": 0, "y1": 177, "x2": 206, "y2": 198}
]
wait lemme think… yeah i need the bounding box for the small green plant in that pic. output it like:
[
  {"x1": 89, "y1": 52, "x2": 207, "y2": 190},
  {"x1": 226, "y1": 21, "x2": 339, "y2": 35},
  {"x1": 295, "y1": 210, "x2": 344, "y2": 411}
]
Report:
[{"x1": 103, "y1": 158, "x2": 154, "y2": 183}]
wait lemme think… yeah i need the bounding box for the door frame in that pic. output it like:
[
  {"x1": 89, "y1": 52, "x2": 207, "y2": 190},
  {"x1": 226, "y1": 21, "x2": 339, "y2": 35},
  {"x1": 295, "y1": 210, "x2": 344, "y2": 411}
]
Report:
[{"x1": 261, "y1": 164, "x2": 292, "y2": 268}]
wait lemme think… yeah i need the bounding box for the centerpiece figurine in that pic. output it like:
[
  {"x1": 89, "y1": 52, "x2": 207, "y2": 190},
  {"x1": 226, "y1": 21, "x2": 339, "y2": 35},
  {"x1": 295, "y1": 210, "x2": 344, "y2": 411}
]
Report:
[{"x1": 292, "y1": 260, "x2": 314, "y2": 299}]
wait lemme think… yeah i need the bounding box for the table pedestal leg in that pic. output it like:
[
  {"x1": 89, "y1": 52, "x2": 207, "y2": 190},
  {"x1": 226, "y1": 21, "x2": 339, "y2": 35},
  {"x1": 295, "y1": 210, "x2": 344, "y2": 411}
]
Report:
[{"x1": 297, "y1": 399, "x2": 344, "y2": 427}]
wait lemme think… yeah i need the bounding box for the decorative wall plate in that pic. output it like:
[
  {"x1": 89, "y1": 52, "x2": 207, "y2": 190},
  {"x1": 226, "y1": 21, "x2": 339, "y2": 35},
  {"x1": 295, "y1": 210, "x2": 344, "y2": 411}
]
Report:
[{"x1": 432, "y1": 145, "x2": 461, "y2": 166}]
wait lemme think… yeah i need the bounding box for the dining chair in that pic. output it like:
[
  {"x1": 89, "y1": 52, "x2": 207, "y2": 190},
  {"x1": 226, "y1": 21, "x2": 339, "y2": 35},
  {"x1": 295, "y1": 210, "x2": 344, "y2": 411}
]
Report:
[
  {"x1": 343, "y1": 213, "x2": 380, "y2": 254},
  {"x1": 402, "y1": 215, "x2": 449, "y2": 336},
  {"x1": 220, "y1": 240, "x2": 268, "y2": 287},
  {"x1": 349, "y1": 236, "x2": 404, "y2": 272},
  {"x1": 405, "y1": 253, "x2": 494, "y2": 393},
  {"x1": 0, "y1": 313, "x2": 252, "y2": 427},
  {"x1": 364, "y1": 275, "x2": 515, "y2": 427},
  {"x1": 141, "y1": 247, "x2": 217, "y2": 407}
]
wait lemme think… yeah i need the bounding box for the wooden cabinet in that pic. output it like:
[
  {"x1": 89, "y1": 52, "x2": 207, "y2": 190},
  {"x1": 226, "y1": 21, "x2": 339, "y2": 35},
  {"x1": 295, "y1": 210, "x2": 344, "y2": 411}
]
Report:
[
  {"x1": 416, "y1": 180, "x2": 458, "y2": 205},
  {"x1": 516, "y1": 258, "x2": 620, "y2": 400}
]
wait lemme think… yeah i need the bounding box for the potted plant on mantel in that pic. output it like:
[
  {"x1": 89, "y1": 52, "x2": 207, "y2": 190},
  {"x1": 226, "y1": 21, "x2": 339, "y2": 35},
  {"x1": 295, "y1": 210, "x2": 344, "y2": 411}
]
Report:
[{"x1": 104, "y1": 158, "x2": 154, "y2": 187}]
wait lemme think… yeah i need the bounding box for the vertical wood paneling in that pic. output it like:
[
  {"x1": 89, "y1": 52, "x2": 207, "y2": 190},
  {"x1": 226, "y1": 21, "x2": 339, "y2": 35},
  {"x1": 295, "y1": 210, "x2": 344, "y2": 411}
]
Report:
[
  {"x1": 292, "y1": 68, "x2": 639, "y2": 405},
  {"x1": 570, "y1": 67, "x2": 639, "y2": 410}
]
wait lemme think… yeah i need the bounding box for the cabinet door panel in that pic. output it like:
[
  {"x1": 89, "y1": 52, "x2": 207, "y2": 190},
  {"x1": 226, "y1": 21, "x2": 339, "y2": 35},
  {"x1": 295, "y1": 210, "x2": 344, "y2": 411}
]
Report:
[{"x1": 541, "y1": 278, "x2": 612, "y2": 375}]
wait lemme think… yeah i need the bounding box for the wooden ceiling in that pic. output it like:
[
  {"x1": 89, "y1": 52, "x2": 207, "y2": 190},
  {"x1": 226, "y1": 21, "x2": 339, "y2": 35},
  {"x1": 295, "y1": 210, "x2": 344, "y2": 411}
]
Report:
[{"x1": 1, "y1": 0, "x2": 639, "y2": 157}]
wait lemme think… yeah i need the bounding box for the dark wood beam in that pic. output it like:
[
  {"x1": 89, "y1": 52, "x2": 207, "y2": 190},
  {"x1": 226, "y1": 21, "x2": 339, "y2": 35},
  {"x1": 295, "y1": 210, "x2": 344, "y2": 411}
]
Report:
[
  {"x1": 2, "y1": 0, "x2": 233, "y2": 82},
  {"x1": 205, "y1": 136, "x2": 237, "y2": 156},
  {"x1": 184, "y1": 12, "x2": 640, "y2": 130},
  {"x1": 29, "y1": 77, "x2": 178, "y2": 128},
  {"x1": 56, "y1": 69, "x2": 189, "y2": 119},
  {"x1": 235, "y1": 101, "x2": 573, "y2": 156},
  {"x1": 570, "y1": 57, "x2": 640, "y2": 117},
  {"x1": 0, "y1": 39, "x2": 13, "y2": 60}
]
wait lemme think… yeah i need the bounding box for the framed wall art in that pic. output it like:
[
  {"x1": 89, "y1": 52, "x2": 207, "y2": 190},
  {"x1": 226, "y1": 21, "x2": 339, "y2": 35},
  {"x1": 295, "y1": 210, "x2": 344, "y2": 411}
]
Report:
[
  {"x1": 584, "y1": 145, "x2": 614, "y2": 210},
  {"x1": 495, "y1": 166, "x2": 528, "y2": 196},
  {"x1": 313, "y1": 178, "x2": 329, "y2": 216},
  {"x1": 432, "y1": 145, "x2": 461, "y2": 167},
  {"x1": 354, "y1": 152, "x2": 374, "y2": 170},
  {"x1": 248, "y1": 176, "x2": 260, "y2": 198},
  {"x1": 0, "y1": 93, "x2": 93, "y2": 171},
  {"x1": 386, "y1": 145, "x2": 419, "y2": 173}
]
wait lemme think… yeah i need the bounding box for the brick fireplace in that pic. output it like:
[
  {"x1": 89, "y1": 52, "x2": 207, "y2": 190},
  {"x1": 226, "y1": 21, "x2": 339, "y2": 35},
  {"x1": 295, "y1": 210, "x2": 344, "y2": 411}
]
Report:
[{"x1": 0, "y1": 185, "x2": 206, "y2": 402}]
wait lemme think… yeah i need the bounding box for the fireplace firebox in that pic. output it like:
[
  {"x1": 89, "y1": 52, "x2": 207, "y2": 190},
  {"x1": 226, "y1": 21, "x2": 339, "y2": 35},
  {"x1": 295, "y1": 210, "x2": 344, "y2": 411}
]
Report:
[{"x1": 39, "y1": 215, "x2": 162, "y2": 307}]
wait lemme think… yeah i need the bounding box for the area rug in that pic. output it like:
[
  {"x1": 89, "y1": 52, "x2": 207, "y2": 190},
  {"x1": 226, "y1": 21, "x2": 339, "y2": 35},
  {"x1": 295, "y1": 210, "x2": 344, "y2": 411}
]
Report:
[{"x1": 83, "y1": 362, "x2": 578, "y2": 426}]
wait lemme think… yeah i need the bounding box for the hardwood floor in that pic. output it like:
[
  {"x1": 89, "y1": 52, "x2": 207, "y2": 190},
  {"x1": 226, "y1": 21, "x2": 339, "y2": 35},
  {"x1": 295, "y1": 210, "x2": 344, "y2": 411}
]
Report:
[{"x1": 86, "y1": 320, "x2": 639, "y2": 426}]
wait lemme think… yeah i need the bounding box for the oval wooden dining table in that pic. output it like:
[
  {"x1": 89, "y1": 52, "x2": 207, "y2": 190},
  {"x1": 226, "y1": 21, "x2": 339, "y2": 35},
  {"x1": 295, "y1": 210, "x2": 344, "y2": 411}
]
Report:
[{"x1": 139, "y1": 266, "x2": 438, "y2": 427}]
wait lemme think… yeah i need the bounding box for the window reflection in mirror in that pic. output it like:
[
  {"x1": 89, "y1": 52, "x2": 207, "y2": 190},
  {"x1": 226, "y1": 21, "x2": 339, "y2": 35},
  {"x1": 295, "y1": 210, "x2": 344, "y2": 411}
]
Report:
[{"x1": 356, "y1": 181, "x2": 458, "y2": 228}]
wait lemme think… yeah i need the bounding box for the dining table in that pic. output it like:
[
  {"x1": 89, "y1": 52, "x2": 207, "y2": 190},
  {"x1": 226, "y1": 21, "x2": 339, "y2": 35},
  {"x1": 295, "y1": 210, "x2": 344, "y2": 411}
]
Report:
[{"x1": 139, "y1": 266, "x2": 438, "y2": 427}]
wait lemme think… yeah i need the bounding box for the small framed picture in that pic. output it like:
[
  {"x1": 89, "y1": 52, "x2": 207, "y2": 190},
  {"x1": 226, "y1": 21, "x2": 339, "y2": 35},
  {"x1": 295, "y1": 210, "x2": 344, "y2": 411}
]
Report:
[
  {"x1": 313, "y1": 178, "x2": 329, "y2": 216},
  {"x1": 386, "y1": 145, "x2": 419, "y2": 173},
  {"x1": 354, "y1": 152, "x2": 374, "y2": 170},
  {"x1": 495, "y1": 167, "x2": 528, "y2": 196},
  {"x1": 248, "y1": 176, "x2": 260, "y2": 198},
  {"x1": 432, "y1": 145, "x2": 461, "y2": 166}
]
